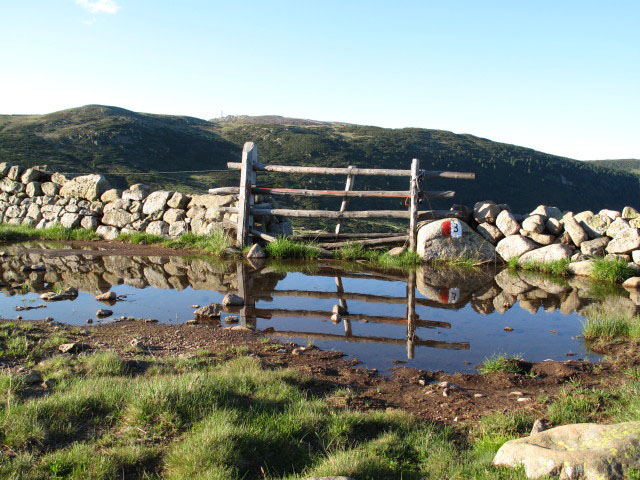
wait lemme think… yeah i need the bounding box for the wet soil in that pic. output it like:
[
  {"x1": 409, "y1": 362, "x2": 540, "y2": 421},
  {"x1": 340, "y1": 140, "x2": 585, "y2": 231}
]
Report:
[{"x1": 4, "y1": 318, "x2": 638, "y2": 426}]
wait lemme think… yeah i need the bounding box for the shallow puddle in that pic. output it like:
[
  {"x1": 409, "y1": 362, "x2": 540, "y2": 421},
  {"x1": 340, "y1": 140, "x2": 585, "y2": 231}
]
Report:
[{"x1": 1, "y1": 242, "x2": 638, "y2": 373}]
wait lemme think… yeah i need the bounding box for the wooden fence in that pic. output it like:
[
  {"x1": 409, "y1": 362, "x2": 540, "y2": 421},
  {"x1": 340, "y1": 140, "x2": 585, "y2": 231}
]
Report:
[{"x1": 209, "y1": 141, "x2": 475, "y2": 251}]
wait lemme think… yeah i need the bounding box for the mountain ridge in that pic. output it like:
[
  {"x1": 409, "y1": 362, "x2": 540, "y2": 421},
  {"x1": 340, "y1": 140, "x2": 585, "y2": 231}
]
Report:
[{"x1": 0, "y1": 105, "x2": 638, "y2": 215}]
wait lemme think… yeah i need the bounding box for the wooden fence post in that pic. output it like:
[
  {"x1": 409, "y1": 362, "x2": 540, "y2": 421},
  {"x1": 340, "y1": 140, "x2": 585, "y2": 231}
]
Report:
[
  {"x1": 406, "y1": 270, "x2": 416, "y2": 359},
  {"x1": 408, "y1": 158, "x2": 420, "y2": 253},
  {"x1": 236, "y1": 142, "x2": 257, "y2": 248},
  {"x1": 335, "y1": 166, "x2": 355, "y2": 235}
]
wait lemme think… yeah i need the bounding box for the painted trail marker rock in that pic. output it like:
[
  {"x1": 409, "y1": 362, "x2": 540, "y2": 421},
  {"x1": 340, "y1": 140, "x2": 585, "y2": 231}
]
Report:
[{"x1": 416, "y1": 219, "x2": 495, "y2": 262}]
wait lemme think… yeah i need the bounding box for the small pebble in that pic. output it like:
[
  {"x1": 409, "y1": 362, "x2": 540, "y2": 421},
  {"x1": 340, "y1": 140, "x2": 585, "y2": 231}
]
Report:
[
  {"x1": 550, "y1": 329, "x2": 558, "y2": 334},
  {"x1": 504, "y1": 326, "x2": 513, "y2": 332},
  {"x1": 509, "y1": 391, "x2": 524, "y2": 396},
  {"x1": 517, "y1": 397, "x2": 531, "y2": 402},
  {"x1": 442, "y1": 388, "x2": 450, "y2": 397},
  {"x1": 17, "y1": 315, "x2": 22, "y2": 320},
  {"x1": 86, "y1": 319, "x2": 93, "y2": 324},
  {"x1": 474, "y1": 393, "x2": 485, "y2": 398}
]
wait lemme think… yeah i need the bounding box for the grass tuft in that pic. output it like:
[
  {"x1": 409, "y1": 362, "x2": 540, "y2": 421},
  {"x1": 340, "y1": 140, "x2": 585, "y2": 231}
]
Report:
[
  {"x1": 0, "y1": 223, "x2": 99, "y2": 242},
  {"x1": 591, "y1": 257, "x2": 636, "y2": 283},
  {"x1": 333, "y1": 242, "x2": 421, "y2": 269},
  {"x1": 479, "y1": 353, "x2": 527, "y2": 374},
  {"x1": 264, "y1": 237, "x2": 320, "y2": 259},
  {"x1": 582, "y1": 306, "x2": 640, "y2": 343},
  {"x1": 117, "y1": 230, "x2": 233, "y2": 255}
]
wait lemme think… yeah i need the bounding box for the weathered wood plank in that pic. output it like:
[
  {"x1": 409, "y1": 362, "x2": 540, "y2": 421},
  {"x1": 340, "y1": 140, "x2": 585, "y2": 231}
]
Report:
[
  {"x1": 236, "y1": 142, "x2": 257, "y2": 248},
  {"x1": 220, "y1": 207, "x2": 467, "y2": 220},
  {"x1": 227, "y1": 162, "x2": 475, "y2": 179},
  {"x1": 249, "y1": 229, "x2": 276, "y2": 243},
  {"x1": 409, "y1": 158, "x2": 420, "y2": 253},
  {"x1": 261, "y1": 329, "x2": 470, "y2": 350},
  {"x1": 318, "y1": 235, "x2": 408, "y2": 249},
  {"x1": 210, "y1": 186, "x2": 454, "y2": 199},
  {"x1": 336, "y1": 166, "x2": 355, "y2": 235}
]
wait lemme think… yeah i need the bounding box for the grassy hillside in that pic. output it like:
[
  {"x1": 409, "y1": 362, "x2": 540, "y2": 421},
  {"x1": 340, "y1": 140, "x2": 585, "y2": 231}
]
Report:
[
  {"x1": 588, "y1": 159, "x2": 640, "y2": 176},
  {"x1": 0, "y1": 105, "x2": 638, "y2": 218}
]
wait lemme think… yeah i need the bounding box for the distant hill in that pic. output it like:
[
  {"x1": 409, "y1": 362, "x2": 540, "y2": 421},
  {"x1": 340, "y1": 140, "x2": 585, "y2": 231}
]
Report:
[
  {"x1": 588, "y1": 159, "x2": 640, "y2": 176},
  {"x1": 0, "y1": 106, "x2": 638, "y2": 218}
]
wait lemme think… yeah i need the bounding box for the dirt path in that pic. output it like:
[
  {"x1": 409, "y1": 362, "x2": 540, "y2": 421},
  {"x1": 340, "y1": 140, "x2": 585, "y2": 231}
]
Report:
[{"x1": 5, "y1": 318, "x2": 634, "y2": 426}]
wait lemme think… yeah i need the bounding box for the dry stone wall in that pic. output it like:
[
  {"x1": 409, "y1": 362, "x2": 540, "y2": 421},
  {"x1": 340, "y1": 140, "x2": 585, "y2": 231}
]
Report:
[{"x1": 0, "y1": 163, "x2": 292, "y2": 239}]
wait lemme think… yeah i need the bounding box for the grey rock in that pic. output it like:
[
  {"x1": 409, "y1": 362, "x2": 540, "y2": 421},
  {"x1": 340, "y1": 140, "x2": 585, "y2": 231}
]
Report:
[
  {"x1": 102, "y1": 208, "x2": 135, "y2": 228},
  {"x1": 167, "y1": 191, "x2": 190, "y2": 209},
  {"x1": 622, "y1": 277, "x2": 640, "y2": 289},
  {"x1": 41, "y1": 182, "x2": 59, "y2": 196},
  {"x1": 0, "y1": 177, "x2": 24, "y2": 194},
  {"x1": 59, "y1": 342, "x2": 89, "y2": 354},
  {"x1": 599, "y1": 209, "x2": 620, "y2": 220},
  {"x1": 518, "y1": 244, "x2": 573, "y2": 265},
  {"x1": 188, "y1": 193, "x2": 235, "y2": 210},
  {"x1": 562, "y1": 213, "x2": 589, "y2": 247},
  {"x1": 522, "y1": 214, "x2": 546, "y2": 233},
  {"x1": 96, "y1": 225, "x2": 120, "y2": 240},
  {"x1": 246, "y1": 243, "x2": 267, "y2": 258},
  {"x1": 622, "y1": 206, "x2": 639, "y2": 219},
  {"x1": 567, "y1": 260, "x2": 594, "y2": 277},
  {"x1": 194, "y1": 304, "x2": 221, "y2": 318},
  {"x1": 495, "y1": 235, "x2": 539, "y2": 262},
  {"x1": 60, "y1": 174, "x2": 110, "y2": 201},
  {"x1": 530, "y1": 205, "x2": 563, "y2": 221},
  {"x1": 493, "y1": 421, "x2": 640, "y2": 480},
  {"x1": 163, "y1": 208, "x2": 186, "y2": 223},
  {"x1": 633, "y1": 250, "x2": 640, "y2": 264},
  {"x1": 0, "y1": 162, "x2": 12, "y2": 176},
  {"x1": 222, "y1": 293, "x2": 244, "y2": 307},
  {"x1": 168, "y1": 221, "x2": 189, "y2": 237},
  {"x1": 387, "y1": 246, "x2": 406, "y2": 256},
  {"x1": 581, "y1": 214, "x2": 611, "y2": 239},
  {"x1": 545, "y1": 217, "x2": 563, "y2": 235},
  {"x1": 146, "y1": 221, "x2": 169, "y2": 236},
  {"x1": 122, "y1": 184, "x2": 150, "y2": 201},
  {"x1": 100, "y1": 189, "x2": 121, "y2": 203},
  {"x1": 606, "y1": 228, "x2": 640, "y2": 254},
  {"x1": 96, "y1": 309, "x2": 113, "y2": 318},
  {"x1": 473, "y1": 200, "x2": 500, "y2": 224},
  {"x1": 574, "y1": 210, "x2": 594, "y2": 224},
  {"x1": 417, "y1": 219, "x2": 495, "y2": 262},
  {"x1": 60, "y1": 212, "x2": 81, "y2": 229},
  {"x1": 142, "y1": 190, "x2": 172, "y2": 215},
  {"x1": 495, "y1": 210, "x2": 521, "y2": 236},
  {"x1": 21, "y1": 168, "x2": 49, "y2": 184},
  {"x1": 581, "y1": 237, "x2": 610, "y2": 257},
  {"x1": 522, "y1": 230, "x2": 555, "y2": 246},
  {"x1": 606, "y1": 217, "x2": 630, "y2": 238},
  {"x1": 80, "y1": 216, "x2": 99, "y2": 230},
  {"x1": 50, "y1": 172, "x2": 69, "y2": 186},
  {"x1": 477, "y1": 222, "x2": 503, "y2": 244},
  {"x1": 25, "y1": 182, "x2": 41, "y2": 197},
  {"x1": 95, "y1": 291, "x2": 117, "y2": 301},
  {"x1": 495, "y1": 269, "x2": 532, "y2": 295},
  {"x1": 7, "y1": 165, "x2": 23, "y2": 181}
]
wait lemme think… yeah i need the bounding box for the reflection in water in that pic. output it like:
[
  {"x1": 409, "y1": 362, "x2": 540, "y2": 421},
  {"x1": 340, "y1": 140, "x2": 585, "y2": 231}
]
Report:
[{"x1": 1, "y1": 243, "x2": 638, "y2": 372}]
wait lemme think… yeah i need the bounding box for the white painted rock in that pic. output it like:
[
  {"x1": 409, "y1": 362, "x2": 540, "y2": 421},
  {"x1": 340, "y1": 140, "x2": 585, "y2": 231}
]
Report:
[
  {"x1": 417, "y1": 219, "x2": 495, "y2": 262},
  {"x1": 493, "y1": 421, "x2": 640, "y2": 479},
  {"x1": 518, "y1": 244, "x2": 572, "y2": 265},
  {"x1": 495, "y1": 235, "x2": 539, "y2": 262}
]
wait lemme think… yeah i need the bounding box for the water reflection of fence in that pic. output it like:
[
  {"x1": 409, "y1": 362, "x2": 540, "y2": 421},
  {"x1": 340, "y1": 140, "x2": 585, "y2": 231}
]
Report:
[{"x1": 235, "y1": 263, "x2": 470, "y2": 359}]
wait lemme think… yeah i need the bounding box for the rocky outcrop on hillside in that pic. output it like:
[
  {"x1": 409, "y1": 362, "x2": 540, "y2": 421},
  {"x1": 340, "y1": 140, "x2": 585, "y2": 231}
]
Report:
[{"x1": 0, "y1": 162, "x2": 292, "y2": 239}]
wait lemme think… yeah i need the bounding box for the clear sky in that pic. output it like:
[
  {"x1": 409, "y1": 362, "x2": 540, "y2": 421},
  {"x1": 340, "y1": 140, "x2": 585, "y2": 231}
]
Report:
[{"x1": 2, "y1": 1, "x2": 639, "y2": 160}]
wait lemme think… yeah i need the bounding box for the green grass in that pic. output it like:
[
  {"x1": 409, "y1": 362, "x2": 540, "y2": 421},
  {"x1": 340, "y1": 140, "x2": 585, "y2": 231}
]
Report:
[
  {"x1": 333, "y1": 242, "x2": 422, "y2": 269},
  {"x1": 0, "y1": 224, "x2": 99, "y2": 242},
  {"x1": 582, "y1": 306, "x2": 640, "y2": 343},
  {"x1": 0, "y1": 322, "x2": 69, "y2": 366},
  {"x1": 591, "y1": 257, "x2": 636, "y2": 283},
  {"x1": 479, "y1": 354, "x2": 527, "y2": 374},
  {"x1": 264, "y1": 237, "x2": 321, "y2": 259},
  {"x1": 116, "y1": 230, "x2": 233, "y2": 255},
  {"x1": 507, "y1": 256, "x2": 571, "y2": 276},
  {"x1": 0, "y1": 342, "x2": 537, "y2": 479}
]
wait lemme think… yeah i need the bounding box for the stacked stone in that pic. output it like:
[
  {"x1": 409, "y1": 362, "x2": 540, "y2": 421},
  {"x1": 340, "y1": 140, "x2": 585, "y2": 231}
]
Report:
[
  {"x1": 0, "y1": 162, "x2": 291, "y2": 240},
  {"x1": 471, "y1": 200, "x2": 640, "y2": 272}
]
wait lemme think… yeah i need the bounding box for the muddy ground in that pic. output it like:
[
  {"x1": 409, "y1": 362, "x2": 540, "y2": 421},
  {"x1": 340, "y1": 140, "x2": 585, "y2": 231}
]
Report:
[{"x1": 2, "y1": 316, "x2": 637, "y2": 426}]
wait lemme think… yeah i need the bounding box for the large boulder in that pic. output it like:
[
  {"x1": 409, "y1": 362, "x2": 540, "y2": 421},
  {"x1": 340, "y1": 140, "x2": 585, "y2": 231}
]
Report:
[
  {"x1": 495, "y1": 235, "x2": 539, "y2": 262},
  {"x1": 20, "y1": 168, "x2": 49, "y2": 184},
  {"x1": 606, "y1": 217, "x2": 630, "y2": 238},
  {"x1": 0, "y1": 177, "x2": 24, "y2": 194},
  {"x1": 476, "y1": 223, "x2": 503, "y2": 244},
  {"x1": 522, "y1": 214, "x2": 546, "y2": 234},
  {"x1": 496, "y1": 210, "x2": 520, "y2": 236},
  {"x1": 493, "y1": 421, "x2": 640, "y2": 480},
  {"x1": 188, "y1": 194, "x2": 235, "y2": 209},
  {"x1": 102, "y1": 208, "x2": 135, "y2": 228},
  {"x1": 146, "y1": 221, "x2": 169, "y2": 236},
  {"x1": 473, "y1": 200, "x2": 500, "y2": 224},
  {"x1": 517, "y1": 244, "x2": 573, "y2": 265},
  {"x1": 142, "y1": 191, "x2": 172, "y2": 215},
  {"x1": 59, "y1": 174, "x2": 110, "y2": 201},
  {"x1": 122, "y1": 184, "x2": 150, "y2": 201},
  {"x1": 581, "y1": 214, "x2": 611, "y2": 239},
  {"x1": 581, "y1": 237, "x2": 610, "y2": 257},
  {"x1": 530, "y1": 205, "x2": 563, "y2": 220},
  {"x1": 606, "y1": 228, "x2": 640, "y2": 254},
  {"x1": 416, "y1": 219, "x2": 495, "y2": 262}
]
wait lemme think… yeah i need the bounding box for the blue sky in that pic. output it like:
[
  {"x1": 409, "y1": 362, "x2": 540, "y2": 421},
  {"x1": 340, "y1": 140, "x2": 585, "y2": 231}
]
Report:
[{"x1": 2, "y1": 1, "x2": 639, "y2": 160}]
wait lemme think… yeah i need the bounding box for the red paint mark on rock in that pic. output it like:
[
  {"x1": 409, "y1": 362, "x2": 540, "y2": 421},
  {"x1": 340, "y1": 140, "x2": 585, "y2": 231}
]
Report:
[
  {"x1": 439, "y1": 288, "x2": 449, "y2": 304},
  {"x1": 441, "y1": 220, "x2": 452, "y2": 237}
]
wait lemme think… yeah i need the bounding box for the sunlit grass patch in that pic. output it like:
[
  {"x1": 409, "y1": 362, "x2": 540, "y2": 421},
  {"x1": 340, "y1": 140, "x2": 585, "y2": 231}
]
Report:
[
  {"x1": 479, "y1": 354, "x2": 527, "y2": 374},
  {"x1": 582, "y1": 306, "x2": 640, "y2": 343},
  {"x1": 117, "y1": 229, "x2": 233, "y2": 255},
  {"x1": 591, "y1": 257, "x2": 635, "y2": 283},
  {"x1": 265, "y1": 237, "x2": 320, "y2": 259},
  {"x1": 0, "y1": 223, "x2": 99, "y2": 242}
]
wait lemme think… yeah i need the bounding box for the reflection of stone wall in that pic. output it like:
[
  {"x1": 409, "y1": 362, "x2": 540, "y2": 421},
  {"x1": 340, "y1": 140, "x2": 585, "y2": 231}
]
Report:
[
  {"x1": 416, "y1": 265, "x2": 639, "y2": 318},
  {"x1": 0, "y1": 163, "x2": 292, "y2": 239}
]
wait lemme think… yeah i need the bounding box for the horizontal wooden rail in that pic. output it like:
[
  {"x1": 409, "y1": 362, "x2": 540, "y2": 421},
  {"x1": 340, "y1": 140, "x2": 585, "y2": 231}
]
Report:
[
  {"x1": 318, "y1": 236, "x2": 408, "y2": 249},
  {"x1": 251, "y1": 307, "x2": 448, "y2": 328},
  {"x1": 261, "y1": 329, "x2": 470, "y2": 350},
  {"x1": 210, "y1": 186, "x2": 454, "y2": 199},
  {"x1": 227, "y1": 162, "x2": 475, "y2": 179},
  {"x1": 219, "y1": 206, "x2": 467, "y2": 220},
  {"x1": 290, "y1": 232, "x2": 406, "y2": 240}
]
